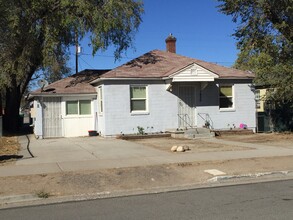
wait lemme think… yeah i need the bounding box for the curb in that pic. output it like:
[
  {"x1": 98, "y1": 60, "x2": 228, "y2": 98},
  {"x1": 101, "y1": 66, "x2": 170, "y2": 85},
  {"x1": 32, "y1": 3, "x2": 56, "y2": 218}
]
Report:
[
  {"x1": 0, "y1": 194, "x2": 41, "y2": 205},
  {"x1": 208, "y1": 170, "x2": 293, "y2": 182},
  {"x1": 0, "y1": 185, "x2": 207, "y2": 209}
]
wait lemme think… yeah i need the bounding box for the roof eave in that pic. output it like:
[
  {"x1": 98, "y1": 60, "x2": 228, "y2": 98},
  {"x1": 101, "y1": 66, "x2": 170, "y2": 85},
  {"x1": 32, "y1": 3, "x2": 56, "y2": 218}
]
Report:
[
  {"x1": 163, "y1": 75, "x2": 253, "y2": 80},
  {"x1": 91, "y1": 77, "x2": 163, "y2": 84},
  {"x1": 217, "y1": 76, "x2": 255, "y2": 79},
  {"x1": 29, "y1": 92, "x2": 97, "y2": 98}
]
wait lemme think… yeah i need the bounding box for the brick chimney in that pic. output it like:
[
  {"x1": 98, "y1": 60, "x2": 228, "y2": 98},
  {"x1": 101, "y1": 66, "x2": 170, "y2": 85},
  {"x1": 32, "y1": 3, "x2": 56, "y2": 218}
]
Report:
[{"x1": 165, "y1": 33, "x2": 176, "y2": 53}]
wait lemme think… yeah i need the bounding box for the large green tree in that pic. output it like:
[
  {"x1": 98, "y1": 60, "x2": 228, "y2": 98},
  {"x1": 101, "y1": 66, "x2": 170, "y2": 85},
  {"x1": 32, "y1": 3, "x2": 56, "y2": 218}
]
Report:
[
  {"x1": 218, "y1": 0, "x2": 293, "y2": 131},
  {"x1": 0, "y1": 0, "x2": 143, "y2": 132}
]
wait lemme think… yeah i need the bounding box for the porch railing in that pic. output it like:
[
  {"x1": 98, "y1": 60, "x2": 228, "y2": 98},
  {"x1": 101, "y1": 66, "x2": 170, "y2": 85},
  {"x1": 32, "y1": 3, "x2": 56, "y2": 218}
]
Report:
[
  {"x1": 177, "y1": 114, "x2": 193, "y2": 128},
  {"x1": 198, "y1": 113, "x2": 214, "y2": 129}
]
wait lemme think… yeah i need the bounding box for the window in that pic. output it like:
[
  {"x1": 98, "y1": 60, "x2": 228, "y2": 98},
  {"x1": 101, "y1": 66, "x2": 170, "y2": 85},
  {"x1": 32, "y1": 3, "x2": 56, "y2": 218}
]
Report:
[
  {"x1": 219, "y1": 85, "x2": 234, "y2": 109},
  {"x1": 98, "y1": 86, "x2": 103, "y2": 114},
  {"x1": 66, "y1": 100, "x2": 91, "y2": 115},
  {"x1": 130, "y1": 86, "x2": 147, "y2": 112},
  {"x1": 66, "y1": 101, "x2": 78, "y2": 115},
  {"x1": 79, "y1": 100, "x2": 91, "y2": 115}
]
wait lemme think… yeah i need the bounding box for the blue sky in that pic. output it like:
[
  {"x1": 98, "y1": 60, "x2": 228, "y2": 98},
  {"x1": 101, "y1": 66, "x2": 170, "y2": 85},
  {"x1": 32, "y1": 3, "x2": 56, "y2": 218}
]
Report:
[{"x1": 69, "y1": 0, "x2": 238, "y2": 72}]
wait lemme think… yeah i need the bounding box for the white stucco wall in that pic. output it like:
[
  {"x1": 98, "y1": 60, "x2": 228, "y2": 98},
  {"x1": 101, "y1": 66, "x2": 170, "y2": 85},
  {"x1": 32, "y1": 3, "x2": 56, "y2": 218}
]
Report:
[
  {"x1": 101, "y1": 81, "x2": 178, "y2": 136},
  {"x1": 196, "y1": 80, "x2": 256, "y2": 130},
  {"x1": 33, "y1": 99, "x2": 43, "y2": 138},
  {"x1": 62, "y1": 116, "x2": 93, "y2": 137},
  {"x1": 61, "y1": 96, "x2": 96, "y2": 137}
]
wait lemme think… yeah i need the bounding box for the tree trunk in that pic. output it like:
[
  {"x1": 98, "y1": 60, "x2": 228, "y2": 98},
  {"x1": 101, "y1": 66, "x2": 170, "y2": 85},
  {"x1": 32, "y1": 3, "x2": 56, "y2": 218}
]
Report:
[
  {"x1": 4, "y1": 78, "x2": 22, "y2": 133},
  {"x1": 0, "y1": 93, "x2": 2, "y2": 116},
  {"x1": 3, "y1": 66, "x2": 38, "y2": 133}
]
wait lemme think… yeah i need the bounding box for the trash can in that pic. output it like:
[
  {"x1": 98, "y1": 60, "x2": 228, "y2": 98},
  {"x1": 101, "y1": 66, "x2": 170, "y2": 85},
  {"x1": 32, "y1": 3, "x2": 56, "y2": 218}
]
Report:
[{"x1": 88, "y1": 130, "x2": 98, "y2": 136}]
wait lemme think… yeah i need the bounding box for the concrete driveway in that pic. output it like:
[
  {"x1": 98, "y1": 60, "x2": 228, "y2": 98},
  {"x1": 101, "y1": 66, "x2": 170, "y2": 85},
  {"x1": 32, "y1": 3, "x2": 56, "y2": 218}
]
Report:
[
  {"x1": 0, "y1": 135, "x2": 176, "y2": 176},
  {"x1": 16, "y1": 136, "x2": 170, "y2": 166}
]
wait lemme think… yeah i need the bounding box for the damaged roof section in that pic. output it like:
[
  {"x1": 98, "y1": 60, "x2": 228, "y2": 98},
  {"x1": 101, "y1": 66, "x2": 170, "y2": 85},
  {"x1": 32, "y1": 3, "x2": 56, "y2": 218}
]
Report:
[{"x1": 31, "y1": 69, "x2": 110, "y2": 96}]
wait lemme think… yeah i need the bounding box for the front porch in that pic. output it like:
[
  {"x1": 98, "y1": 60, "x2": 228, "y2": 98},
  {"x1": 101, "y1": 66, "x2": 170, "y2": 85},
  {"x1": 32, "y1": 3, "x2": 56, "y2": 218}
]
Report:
[{"x1": 166, "y1": 62, "x2": 219, "y2": 130}]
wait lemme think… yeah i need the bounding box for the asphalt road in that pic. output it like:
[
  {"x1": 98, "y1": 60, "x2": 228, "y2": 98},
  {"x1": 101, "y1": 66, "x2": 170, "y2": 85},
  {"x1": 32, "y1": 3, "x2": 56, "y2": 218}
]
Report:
[{"x1": 1, "y1": 180, "x2": 293, "y2": 220}]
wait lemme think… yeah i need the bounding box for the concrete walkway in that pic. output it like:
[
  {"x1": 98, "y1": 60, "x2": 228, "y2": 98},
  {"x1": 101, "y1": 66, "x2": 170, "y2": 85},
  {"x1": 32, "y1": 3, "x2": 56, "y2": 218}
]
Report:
[{"x1": 1, "y1": 135, "x2": 293, "y2": 177}]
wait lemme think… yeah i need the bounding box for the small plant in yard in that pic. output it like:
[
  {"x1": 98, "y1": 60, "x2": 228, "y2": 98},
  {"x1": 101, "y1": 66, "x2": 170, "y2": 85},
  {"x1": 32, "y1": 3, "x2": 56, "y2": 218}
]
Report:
[
  {"x1": 35, "y1": 189, "x2": 50, "y2": 198},
  {"x1": 137, "y1": 126, "x2": 145, "y2": 135}
]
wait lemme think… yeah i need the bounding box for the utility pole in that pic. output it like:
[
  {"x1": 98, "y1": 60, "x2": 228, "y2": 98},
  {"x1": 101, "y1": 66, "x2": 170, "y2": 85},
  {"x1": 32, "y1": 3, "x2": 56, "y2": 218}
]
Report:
[{"x1": 75, "y1": 32, "x2": 78, "y2": 74}]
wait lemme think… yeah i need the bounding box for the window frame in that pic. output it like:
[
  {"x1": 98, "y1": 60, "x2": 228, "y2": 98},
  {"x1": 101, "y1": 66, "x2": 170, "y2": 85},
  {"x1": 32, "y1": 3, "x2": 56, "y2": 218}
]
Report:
[
  {"x1": 130, "y1": 85, "x2": 148, "y2": 114},
  {"x1": 219, "y1": 84, "x2": 235, "y2": 111},
  {"x1": 98, "y1": 86, "x2": 103, "y2": 114},
  {"x1": 65, "y1": 100, "x2": 92, "y2": 116}
]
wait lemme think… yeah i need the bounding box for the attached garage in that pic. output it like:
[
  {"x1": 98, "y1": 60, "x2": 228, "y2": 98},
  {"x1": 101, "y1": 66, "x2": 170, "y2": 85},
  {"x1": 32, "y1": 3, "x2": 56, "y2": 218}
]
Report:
[{"x1": 29, "y1": 70, "x2": 109, "y2": 138}]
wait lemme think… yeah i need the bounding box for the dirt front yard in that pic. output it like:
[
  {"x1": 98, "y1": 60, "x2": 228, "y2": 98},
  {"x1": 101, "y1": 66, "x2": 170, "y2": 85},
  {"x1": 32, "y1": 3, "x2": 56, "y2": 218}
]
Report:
[
  {"x1": 128, "y1": 133, "x2": 293, "y2": 152},
  {"x1": 128, "y1": 137, "x2": 250, "y2": 152},
  {"x1": 0, "y1": 137, "x2": 20, "y2": 165},
  {"x1": 218, "y1": 133, "x2": 293, "y2": 148}
]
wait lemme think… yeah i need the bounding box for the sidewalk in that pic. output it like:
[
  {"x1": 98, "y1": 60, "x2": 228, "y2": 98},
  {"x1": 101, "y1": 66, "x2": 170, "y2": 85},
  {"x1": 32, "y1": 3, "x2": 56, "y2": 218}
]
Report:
[{"x1": 1, "y1": 135, "x2": 293, "y2": 177}]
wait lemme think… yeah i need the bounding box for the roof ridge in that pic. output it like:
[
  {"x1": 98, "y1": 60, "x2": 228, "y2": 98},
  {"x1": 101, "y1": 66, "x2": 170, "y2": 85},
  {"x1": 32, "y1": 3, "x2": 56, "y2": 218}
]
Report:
[
  {"x1": 96, "y1": 49, "x2": 254, "y2": 80},
  {"x1": 154, "y1": 49, "x2": 251, "y2": 75}
]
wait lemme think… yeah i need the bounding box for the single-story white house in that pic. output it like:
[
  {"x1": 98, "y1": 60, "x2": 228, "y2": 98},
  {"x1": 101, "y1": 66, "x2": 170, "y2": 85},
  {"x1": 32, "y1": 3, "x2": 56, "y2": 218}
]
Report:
[{"x1": 30, "y1": 34, "x2": 256, "y2": 138}]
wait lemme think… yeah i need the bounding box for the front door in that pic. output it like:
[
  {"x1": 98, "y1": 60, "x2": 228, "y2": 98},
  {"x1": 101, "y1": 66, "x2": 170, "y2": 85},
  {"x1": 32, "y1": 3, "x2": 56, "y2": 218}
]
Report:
[
  {"x1": 42, "y1": 97, "x2": 62, "y2": 138},
  {"x1": 178, "y1": 86, "x2": 196, "y2": 128}
]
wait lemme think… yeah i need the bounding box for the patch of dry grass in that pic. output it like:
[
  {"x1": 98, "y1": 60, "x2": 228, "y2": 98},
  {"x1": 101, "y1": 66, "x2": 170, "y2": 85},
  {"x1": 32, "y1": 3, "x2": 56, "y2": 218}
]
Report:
[
  {"x1": 0, "y1": 137, "x2": 20, "y2": 164},
  {"x1": 218, "y1": 133, "x2": 293, "y2": 147},
  {"x1": 129, "y1": 137, "x2": 248, "y2": 152}
]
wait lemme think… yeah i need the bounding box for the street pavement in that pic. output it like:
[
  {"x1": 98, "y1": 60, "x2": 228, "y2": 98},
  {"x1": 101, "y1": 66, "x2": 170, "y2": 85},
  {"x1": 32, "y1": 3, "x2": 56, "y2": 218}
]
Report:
[
  {"x1": 0, "y1": 135, "x2": 293, "y2": 177},
  {"x1": 1, "y1": 179, "x2": 292, "y2": 220}
]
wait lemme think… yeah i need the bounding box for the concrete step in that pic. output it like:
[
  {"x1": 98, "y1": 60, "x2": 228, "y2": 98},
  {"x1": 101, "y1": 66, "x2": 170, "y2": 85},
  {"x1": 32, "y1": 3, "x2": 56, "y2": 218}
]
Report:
[
  {"x1": 184, "y1": 128, "x2": 211, "y2": 135},
  {"x1": 168, "y1": 128, "x2": 215, "y2": 139},
  {"x1": 184, "y1": 132, "x2": 215, "y2": 139}
]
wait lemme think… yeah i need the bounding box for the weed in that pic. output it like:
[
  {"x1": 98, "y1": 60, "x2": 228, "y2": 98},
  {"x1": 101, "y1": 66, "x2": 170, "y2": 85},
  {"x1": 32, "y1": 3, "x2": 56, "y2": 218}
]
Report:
[
  {"x1": 177, "y1": 162, "x2": 192, "y2": 167},
  {"x1": 35, "y1": 189, "x2": 50, "y2": 198}
]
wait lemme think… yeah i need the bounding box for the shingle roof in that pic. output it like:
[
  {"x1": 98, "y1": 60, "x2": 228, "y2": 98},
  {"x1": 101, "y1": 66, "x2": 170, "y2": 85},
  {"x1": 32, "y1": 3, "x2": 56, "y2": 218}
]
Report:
[
  {"x1": 31, "y1": 50, "x2": 253, "y2": 96},
  {"x1": 31, "y1": 69, "x2": 110, "y2": 96},
  {"x1": 99, "y1": 50, "x2": 254, "y2": 79}
]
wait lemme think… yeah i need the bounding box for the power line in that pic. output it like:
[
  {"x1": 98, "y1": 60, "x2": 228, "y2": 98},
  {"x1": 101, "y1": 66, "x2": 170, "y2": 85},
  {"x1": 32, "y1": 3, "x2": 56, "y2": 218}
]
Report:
[
  {"x1": 68, "y1": 51, "x2": 134, "y2": 60},
  {"x1": 79, "y1": 56, "x2": 96, "y2": 69},
  {"x1": 211, "y1": 61, "x2": 235, "y2": 65},
  {"x1": 70, "y1": 52, "x2": 235, "y2": 67}
]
